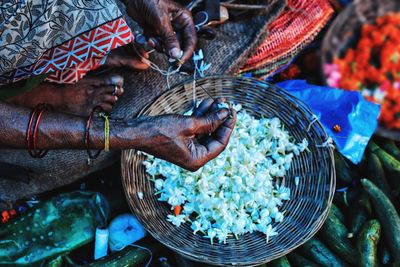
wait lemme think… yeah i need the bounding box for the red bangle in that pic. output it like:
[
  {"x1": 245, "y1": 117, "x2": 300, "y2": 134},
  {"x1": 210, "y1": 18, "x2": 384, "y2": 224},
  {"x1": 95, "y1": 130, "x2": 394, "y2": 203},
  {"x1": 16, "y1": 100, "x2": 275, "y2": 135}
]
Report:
[
  {"x1": 26, "y1": 104, "x2": 51, "y2": 158},
  {"x1": 85, "y1": 106, "x2": 103, "y2": 164}
]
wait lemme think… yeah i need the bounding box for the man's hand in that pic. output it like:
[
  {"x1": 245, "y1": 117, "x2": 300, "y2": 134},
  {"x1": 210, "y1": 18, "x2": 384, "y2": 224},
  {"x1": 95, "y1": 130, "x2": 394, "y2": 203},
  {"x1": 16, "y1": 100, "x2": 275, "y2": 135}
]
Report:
[
  {"x1": 125, "y1": 0, "x2": 197, "y2": 63},
  {"x1": 136, "y1": 99, "x2": 236, "y2": 171}
]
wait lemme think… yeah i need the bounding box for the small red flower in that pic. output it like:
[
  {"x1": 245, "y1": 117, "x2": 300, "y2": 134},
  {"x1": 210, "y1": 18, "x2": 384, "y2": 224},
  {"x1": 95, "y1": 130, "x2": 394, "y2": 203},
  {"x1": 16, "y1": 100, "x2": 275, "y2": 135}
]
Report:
[
  {"x1": 333, "y1": 125, "x2": 342, "y2": 133},
  {"x1": 1, "y1": 211, "x2": 10, "y2": 224}
]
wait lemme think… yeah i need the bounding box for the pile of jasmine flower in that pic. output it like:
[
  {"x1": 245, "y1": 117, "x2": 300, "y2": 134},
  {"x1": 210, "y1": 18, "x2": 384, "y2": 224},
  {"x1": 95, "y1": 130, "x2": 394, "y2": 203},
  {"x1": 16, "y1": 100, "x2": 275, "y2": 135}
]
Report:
[{"x1": 143, "y1": 104, "x2": 308, "y2": 244}]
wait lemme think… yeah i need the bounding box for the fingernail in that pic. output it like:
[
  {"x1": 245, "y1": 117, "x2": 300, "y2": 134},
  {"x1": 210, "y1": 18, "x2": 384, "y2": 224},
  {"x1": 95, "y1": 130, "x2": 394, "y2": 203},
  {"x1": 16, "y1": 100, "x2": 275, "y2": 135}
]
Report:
[
  {"x1": 140, "y1": 57, "x2": 150, "y2": 65},
  {"x1": 148, "y1": 38, "x2": 156, "y2": 47},
  {"x1": 110, "y1": 75, "x2": 123, "y2": 85},
  {"x1": 217, "y1": 109, "x2": 229, "y2": 120},
  {"x1": 169, "y1": 48, "x2": 182, "y2": 59}
]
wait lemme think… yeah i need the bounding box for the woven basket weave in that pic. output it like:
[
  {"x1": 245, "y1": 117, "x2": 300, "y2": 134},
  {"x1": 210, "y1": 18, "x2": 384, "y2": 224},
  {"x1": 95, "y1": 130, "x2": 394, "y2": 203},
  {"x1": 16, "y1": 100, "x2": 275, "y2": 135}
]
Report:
[
  {"x1": 121, "y1": 76, "x2": 335, "y2": 266},
  {"x1": 321, "y1": 0, "x2": 400, "y2": 141},
  {"x1": 0, "y1": 0, "x2": 286, "y2": 206}
]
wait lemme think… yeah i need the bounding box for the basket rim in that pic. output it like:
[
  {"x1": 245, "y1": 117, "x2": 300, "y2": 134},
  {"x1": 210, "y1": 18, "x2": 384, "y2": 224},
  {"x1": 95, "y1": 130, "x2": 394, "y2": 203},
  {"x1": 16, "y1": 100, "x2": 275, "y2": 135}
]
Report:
[{"x1": 121, "y1": 76, "x2": 336, "y2": 266}]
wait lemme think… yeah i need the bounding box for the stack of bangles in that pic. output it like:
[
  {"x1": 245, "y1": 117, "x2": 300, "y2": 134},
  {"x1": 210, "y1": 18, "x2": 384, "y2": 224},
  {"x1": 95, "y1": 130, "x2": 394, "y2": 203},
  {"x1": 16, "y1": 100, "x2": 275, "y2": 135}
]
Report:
[
  {"x1": 26, "y1": 104, "x2": 111, "y2": 164},
  {"x1": 26, "y1": 103, "x2": 52, "y2": 158}
]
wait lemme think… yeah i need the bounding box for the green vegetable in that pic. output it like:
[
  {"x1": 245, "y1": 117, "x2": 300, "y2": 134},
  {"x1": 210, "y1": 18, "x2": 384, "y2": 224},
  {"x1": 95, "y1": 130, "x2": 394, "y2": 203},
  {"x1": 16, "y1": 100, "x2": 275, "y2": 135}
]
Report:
[
  {"x1": 88, "y1": 246, "x2": 150, "y2": 267},
  {"x1": 366, "y1": 153, "x2": 392, "y2": 198},
  {"x1": 330, "y1": 203, "x2": 345, "y2": 224},
  {"x1": 333, "y1": 187, "x2": 361, "y2": 208},
  {"x1": 357, "y1": 220, "x2": 381, "y2": 267},
  {"x1": 0, "y1": 191, "x2": 109, "y2": 266},
  {"x1": 379, "y1": 242, "x2": 392, "y2": 266},
  {"x1": 387, "y1": 169, "x2": 400, "y2": 199},
  {"x1": 298, "y1": 238, "x2": 349, "y2": 267},
  {"x1": 368, "y1": 141, "x2": 400, "y2": 173},
  {"x1": 269, "y1": 256, "x2": 291, "y2": 267},
  {"x1": 348, "y1": 193, "x2": 372, "y2": 238},
  {"x1": 381, "y1": 140, "x2": 400, "y2": 161},
  {"x1": 175, "y1": 254, "x2": 223, "y2": 267},
  {"x1": 45, "y1": 256, "x2": 64, "y2": 267},
  {"x1": 319, "y1": 210, "x2": 358, "y2": 265},
  {"x1": 287, "y1": 252, "x2": 319, "y2": 267},
  {"x1": 349, "y1": 209, "x2": 368, "y2": 239},
  {"x1": 334, "y1": 152, "x2": 354, "y2": 186},
  {"x1": 361, "y1": 179, "x2": 400, "y2": 265}
]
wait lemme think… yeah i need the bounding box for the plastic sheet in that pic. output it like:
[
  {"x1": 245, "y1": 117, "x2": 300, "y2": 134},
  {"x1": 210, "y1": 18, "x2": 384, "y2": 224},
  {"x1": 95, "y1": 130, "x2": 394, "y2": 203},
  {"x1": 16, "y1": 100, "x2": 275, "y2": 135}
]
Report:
[
  {"x1": 0, "y1": 191, "x2": 109, "y2": 266},
  {"x1": 276, "y1": 80, "x2": 381, "y2": 164},
  {"x1": 109, "y1": 214, "x2": 146, "y2": 252}
]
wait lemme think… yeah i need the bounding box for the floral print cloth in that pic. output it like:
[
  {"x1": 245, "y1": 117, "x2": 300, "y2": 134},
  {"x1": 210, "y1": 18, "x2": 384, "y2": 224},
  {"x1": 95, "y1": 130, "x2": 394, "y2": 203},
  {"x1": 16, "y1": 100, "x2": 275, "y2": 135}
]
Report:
[{"x1": 0, "y1": 0, "x2": 133, "y2": 85}]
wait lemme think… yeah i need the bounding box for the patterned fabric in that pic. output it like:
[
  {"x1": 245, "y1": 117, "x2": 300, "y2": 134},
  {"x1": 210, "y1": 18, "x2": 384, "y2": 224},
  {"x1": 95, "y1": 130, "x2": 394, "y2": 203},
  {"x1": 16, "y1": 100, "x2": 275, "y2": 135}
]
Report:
[
  {"x1": 238, "y1": 0, "x2": 334, "y2": 78},
  {"x1": 0, "y1": 0, "x2": 134, "y2": 85}
]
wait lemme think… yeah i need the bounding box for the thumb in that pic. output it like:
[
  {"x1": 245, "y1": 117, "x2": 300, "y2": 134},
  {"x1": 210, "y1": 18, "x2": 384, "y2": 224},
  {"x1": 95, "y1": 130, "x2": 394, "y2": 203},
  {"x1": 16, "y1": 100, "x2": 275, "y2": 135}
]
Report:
[
  {"x1": 193, "y1": 109, "x2": 229, "y2": 135},
  {"x1": 159, "y1": 20, "x2": 182, "y2": 59}
]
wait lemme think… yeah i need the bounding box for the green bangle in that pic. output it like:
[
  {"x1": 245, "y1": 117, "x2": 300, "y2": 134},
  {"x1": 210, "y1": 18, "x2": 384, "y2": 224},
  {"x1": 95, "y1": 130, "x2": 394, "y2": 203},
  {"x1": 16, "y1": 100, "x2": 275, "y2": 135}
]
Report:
[{"x1": 99, "y1": 112, "x2": 110, "y2": 151}]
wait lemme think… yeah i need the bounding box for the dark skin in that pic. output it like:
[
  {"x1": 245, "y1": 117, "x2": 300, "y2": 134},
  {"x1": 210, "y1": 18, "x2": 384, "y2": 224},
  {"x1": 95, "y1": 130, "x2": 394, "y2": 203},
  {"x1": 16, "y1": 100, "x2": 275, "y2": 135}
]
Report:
[
  {"x1": 7, "y1": 75, "x2": 125, "y2": 116},
  {"x1": 0, "y1": 99, "x2": 236, "y2": 171},
  {"x1": 1, "y1": 0, "x2": 225, "y2": 171},
  {"x1": 7, "y1": 0, "x2": 197, "y2": 116},
  {"x1": 123, "y1": 0, "x2": 197, "y2": 62}
]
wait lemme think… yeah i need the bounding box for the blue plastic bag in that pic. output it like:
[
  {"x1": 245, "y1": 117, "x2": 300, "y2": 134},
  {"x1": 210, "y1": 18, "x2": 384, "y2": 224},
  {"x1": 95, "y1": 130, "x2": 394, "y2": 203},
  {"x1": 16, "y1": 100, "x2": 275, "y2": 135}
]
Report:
[{"x1": 276, "y1": 80, "x2": 381, "y2": 164}]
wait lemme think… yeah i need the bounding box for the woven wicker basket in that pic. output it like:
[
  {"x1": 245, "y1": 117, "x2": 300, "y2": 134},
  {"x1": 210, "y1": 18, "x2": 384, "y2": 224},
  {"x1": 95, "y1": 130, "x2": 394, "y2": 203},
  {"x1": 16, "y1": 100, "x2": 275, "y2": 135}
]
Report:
[
  {"x1": 321, "y1": 0, "x2": 400, "y2": 141},
  {"x1": 121, "y1": 76, "x2": 335, "y2": 266}
]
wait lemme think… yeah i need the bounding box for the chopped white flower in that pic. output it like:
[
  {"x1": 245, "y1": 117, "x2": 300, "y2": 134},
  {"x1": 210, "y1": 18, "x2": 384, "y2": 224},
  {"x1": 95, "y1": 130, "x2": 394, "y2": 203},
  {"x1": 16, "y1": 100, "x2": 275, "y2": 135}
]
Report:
[
  {"x1": 192, "y1": 220, "x2": 203, "y2": 234},
  {"x1": 217, "y1": 102, "x2": 230, "y2": 109},
  {"x1": 167, "y1": 214, "x2": 186, "y2": 227},
  {"x1": 204, "y1": 228, "x2": 217, "y2": 245},
  {"x1": 143, "y1": 104, "x2": 308, "y2": 244},
  {"x1": 154, "y1": 179, "x2": 164, "y2": 190},
  {"x1": 265, "y1": 225, "x2": 278, "y2": 243}
]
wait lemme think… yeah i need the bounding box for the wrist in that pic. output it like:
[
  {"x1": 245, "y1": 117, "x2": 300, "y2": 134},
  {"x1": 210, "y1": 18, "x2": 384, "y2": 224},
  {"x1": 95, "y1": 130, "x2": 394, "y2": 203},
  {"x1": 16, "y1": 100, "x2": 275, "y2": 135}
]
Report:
[{"x1": 107, "y1": 117, "x2": 148, "y2": 150}]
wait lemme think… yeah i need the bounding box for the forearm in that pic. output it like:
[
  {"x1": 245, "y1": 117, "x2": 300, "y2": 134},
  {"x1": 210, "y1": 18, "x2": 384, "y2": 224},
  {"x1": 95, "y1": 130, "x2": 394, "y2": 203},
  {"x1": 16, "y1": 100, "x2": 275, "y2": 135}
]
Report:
[{"x1": 0, "y1": 102, "x2": 145, "y2": 150}]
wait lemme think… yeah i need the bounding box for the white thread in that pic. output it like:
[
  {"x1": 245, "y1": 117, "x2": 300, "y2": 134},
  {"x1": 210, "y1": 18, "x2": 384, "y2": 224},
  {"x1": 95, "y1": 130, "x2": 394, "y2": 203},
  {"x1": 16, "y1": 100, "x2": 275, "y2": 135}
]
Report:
[
  {"x1": 128, "y1": 244, "x2": 153, "y2": 267},
  {"x1": 192, "y1": 71, "x2": 197, "y2": 104},
  {"x1": 166, "y1": 66, "x2": 173, "y2": 90},
  {"x1": 316, "y1": 137, "x2": 335, "y2": 149},
  {"x1": 133, "y1": 46, "x2": 210, "y2": 101},
  {"x1": 133, "y1": 45, "x2": 182, "y2": 79},
  {"x1": 195, "y1": 11, "x2": 209, "y2": 31},
  {"x1": 307, "y1": 115, "x2": 319, "y2": 132},
  {"x1": 192, "y1": 50, "x2": 212, "y2": 104}
]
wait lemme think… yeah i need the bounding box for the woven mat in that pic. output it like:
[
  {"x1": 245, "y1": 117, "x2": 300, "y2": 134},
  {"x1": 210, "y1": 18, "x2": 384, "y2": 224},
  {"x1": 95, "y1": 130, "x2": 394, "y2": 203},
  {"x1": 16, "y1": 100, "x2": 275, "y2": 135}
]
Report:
[{"x1": 0, "y1": 0, "x2": 286, "y2": 205}]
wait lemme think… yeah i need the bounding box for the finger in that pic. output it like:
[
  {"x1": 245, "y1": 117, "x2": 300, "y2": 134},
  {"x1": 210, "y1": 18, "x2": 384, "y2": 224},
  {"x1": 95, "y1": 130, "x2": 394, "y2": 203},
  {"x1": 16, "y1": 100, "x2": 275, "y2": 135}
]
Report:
[
  {"x1": 159, "y1": 16, "x2": 182, "y2": 59},
  {"x1": 105, "y1": 74, "x2": 124, "y2": 87},
  {"x1": 203, "y1": 109, "x2": 237, "y2": 157},
  {"x1": 99, "y1": 102, "x2": 113, "y2": 114},
  {"x1": 132, "y1": 43, "x2": 149, "y2": 59},
  {"x1": 210, "y1": 97, "x2": 228, "y2": 112},
  {"x1": 192, "y1": 109, "x2": 229, "y2": 135},
  {"x1": 125, "y1": 57, "x2": 150, "y2": 70},
  {"x1": 85, "y1": 74, "x2": 124, "y2": 88},
  {"x1": 215, "y1": 108, "x2": 237, "y2": 135},
  {"x1": 192, "y1": 98, "x2": 214, "y2": 117},
  {"x1": 103, "y1": 85, "x2": 124, "y2": 97},
  {"x1": 102, "y1": 94, "x2": 119, "y2": 105},
  {"x1": 172, "y1": 9, "x2": 197, "y2": 62}
]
